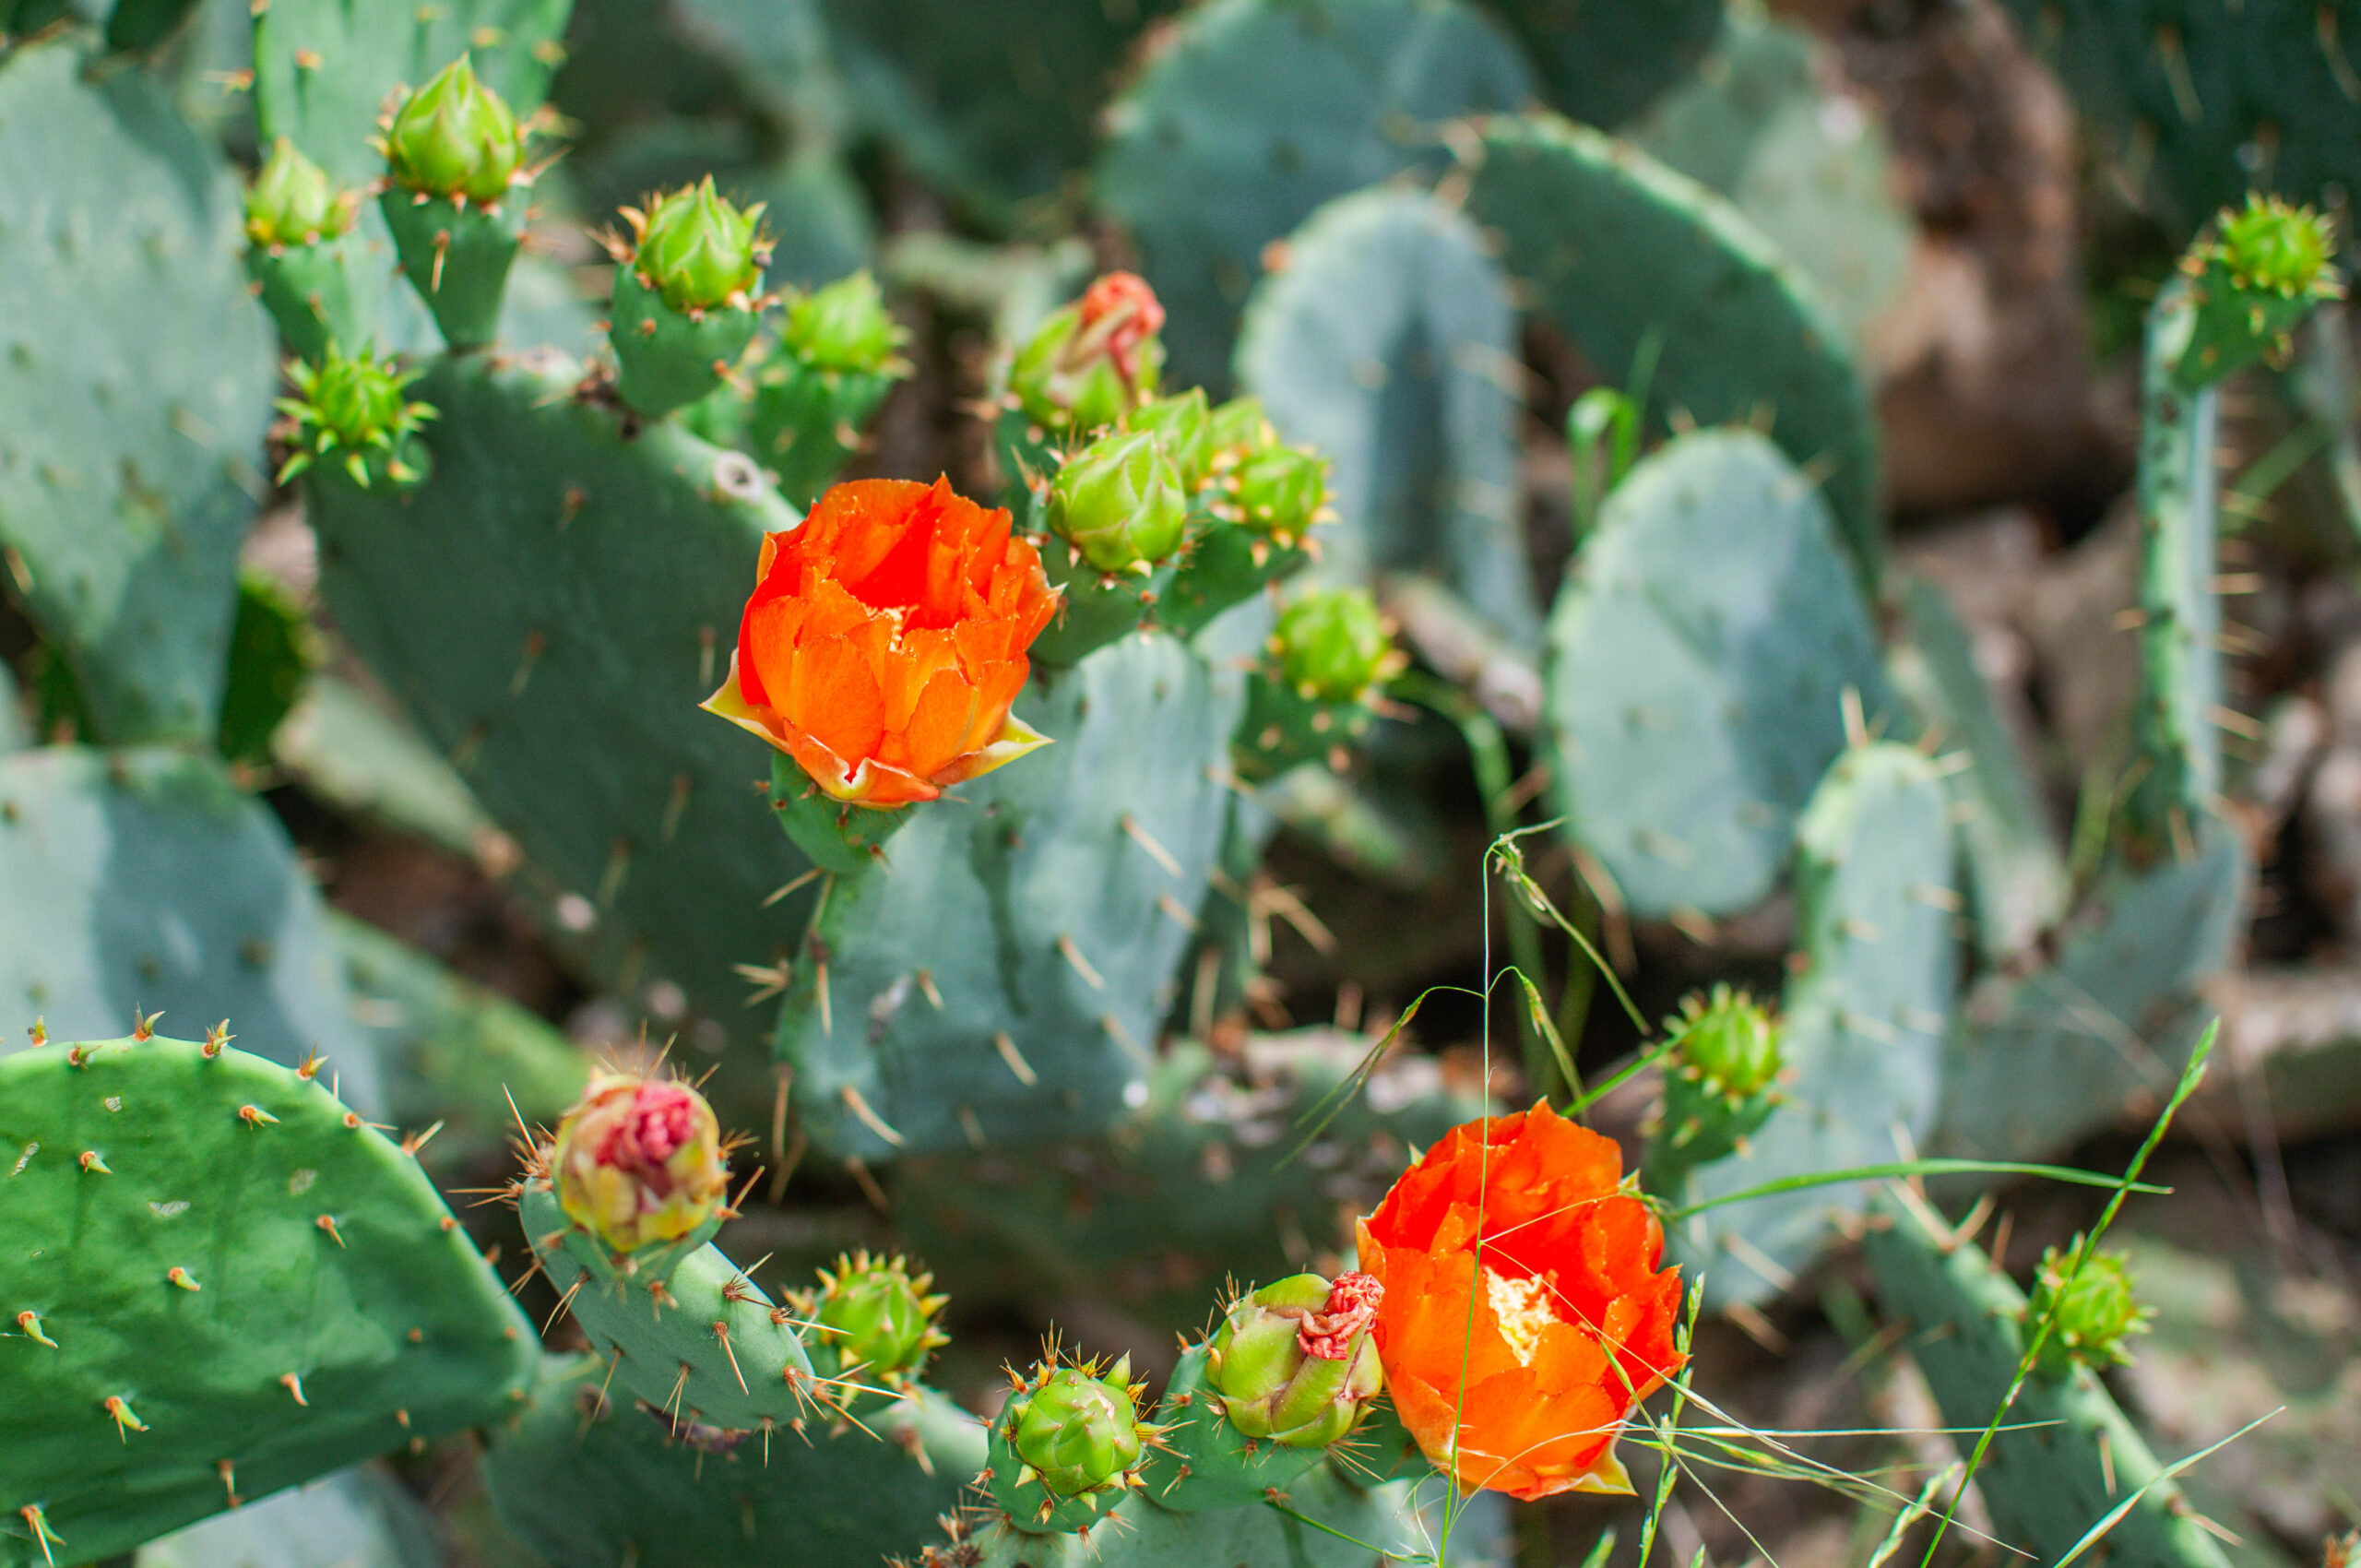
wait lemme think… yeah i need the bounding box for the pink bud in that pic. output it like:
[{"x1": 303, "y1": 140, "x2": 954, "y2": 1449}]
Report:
[
  {"x1": 551, "y1": 1072, "x2": 729, "y2": 1253},
  {"x1": 1078, "y1": 271, "x2": 1164, "y2": 383},
  {"x1": 1299, "y1": 1272, "x2": 1382, "y2": 1360}
]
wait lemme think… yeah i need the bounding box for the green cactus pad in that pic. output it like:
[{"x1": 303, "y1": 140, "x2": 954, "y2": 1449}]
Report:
[
  {"x1": 1988, "y1": 0, "x2": 2361, "y2": 232},
  {"x1": 0, "y1": 42, "x2": 275, "y2": 745},
  {"x1": 380, "y1": 189, "x2": 528, "y2": 353},
  {"x1": 1865, "y1": 1193, "x2": 2234, "y2": 1568},
  {"x1": 1672, "y1": 742, "x2": 1959, "y2": 1307},
  {"x1": 331, "y1": 913, "x2": 588, "y2": 1183},
  {"x1": 253, "y1": 0, "x2": 568, "y2": 187},
  {"x1": 741, "y1": 356, "x2": 901, "y2": 507},
  {"x1": 1138, "y1": 1344, "x2": 1323, "y2": 1513},
  {"x1": 0, "y1": 746, "x2": 378, "y2": 1111},
  {"x1": 949, "y1": 1464, "x2": 1429, "y2": 1565},
  {"x1": 305, "y1": 352, "x2": 815, "y2": 1051},
  {"x1": 1095, "y1": 0, "x2": 1534, "y2": 392},
  {"x1": 520, "y1": 1182, "x2": 818, "y2": 1434},
  {"x1": 0, "y1": 1035, "x2": 538, "y2": 1567},
  {"x1": 481, "y1": 1355, "x2": 983, "y2": 1568},
  {"x1": 1462, "y1": 114, "x2": 1883, "y2": 583},
  {"x1": 1491, "y1": 0, "x2": 1723, "y2": 126},
  {"x1": 1237, "y1": 188, "x2": 1539, "y2": 645},
  {"x1": 1887, "y1": 577, "x2": 2068, "y2": 961},
  {"x1": 1931, "y1": 824, "x2": 2245, "y2": 1176},
  {"x1": 609, "y1": 267, "x2": 761, "y2": 420},
  {"x1": 1541, "y1": 429, "x2": 1896, "y2": 920},
  {"x1": 776, "y1": 632, "x2": 1243, "y2": 1159}
]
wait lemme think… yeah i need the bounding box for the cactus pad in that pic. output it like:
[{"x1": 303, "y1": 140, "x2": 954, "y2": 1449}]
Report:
[
  {"x1": 0, "y1": 42, "x2": 274, "y2": 744},
  {"x1": 1462, "y1": 113, "x2": 1882, "y2": 581},
  {"x1": 0, "y1": 1035, "x2": 538, "y2": 1566},
  {"x1": 775, "y1": 631, "x2": 1244, "y2": 1159},
  {"x1": 1541, "y1": 429, "x2": 1895, "y2": 920},
  {"x1": 1672, "y1": 742, "x2": 1959, "y2": 1304},
  {"x1": 481, "y1": 1355, "x2": 983, "y2": 1568},
  {"x1": 1095, "y1": 0, "x2": 1534, "y2": 391},
  {"x1": 0, "y1": 746, "x2": 378, "y2": 1111},
  {"x1": 1491, "y1": 0, "x2": 1724, "y2": 126},
  {"x1": 1236, "y1": 188, "x2": 1538, "y2": 644}
]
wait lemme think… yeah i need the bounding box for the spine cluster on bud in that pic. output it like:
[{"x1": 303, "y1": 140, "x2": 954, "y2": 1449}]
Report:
[
  {"x1": 548, "y1": 1071, "x2": 730, "y2": 1258},
  {"x1": 2025, "y1": 1242, "x2": 2152, "y2": 1379},
  {"x1": 2175, "y1": 196, "x2": 2344, "y2": 388},
  {"x1": 987, "y1": 1355, "x2": 1162, "y2": 1534},
  {"x1": 1642, "y1": 985, "x2": 1786, "y2": 1198},
  {"x1": 1235, "y1": 588, "x2": 1402, "y2": 779},
  {"x1": 275, "y1": 342, "x2": 436, "y2": 490},
  {"x1": 793, "y1": 1251, "x2": 949, "y2": 1408},
  {"x1": 604, "y1": 178, "x2": 775, "y2": 418}
]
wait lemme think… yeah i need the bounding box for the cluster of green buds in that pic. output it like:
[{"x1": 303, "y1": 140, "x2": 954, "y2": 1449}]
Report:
[
  {"x1": 275, "y1": 342, "x2": 436, "y2": 490},
  {"x1": 243, "y1": 139, "x2": 366, "y2": 362},
  {"x1": 1159, "y1": 396, "x2": 1332, "y2": 635},
  {"x1": 1235, "y1": 587, "x2": 1403, "y2": 779},
  {"x1": 1641, "y1": 986, "x2": 1785, "y2": 1198},
  {"x1": 2175, "y1": 195, "x2": 2344, "y2": 389},
  {"x1": 783, "y1": 269, "x2": 907, "y2": 374},
  {"x1": 2025, "y1": 1242, "x2": 2153, "y2": 1379},
  {"x1": 1024, "y1": 406, "x2": 1193, "y2": 665},
  {"x1": 603, "y1": 177, "x2": 775, "y2": 418},
  {"x1": 375, "y1": 54, "x2": 537, "y2": 350},
  {"x1": 792, "y1": 1252, "x2": 949, "y2": 1409},
  {"x1": 987, "y1": 1354, "x2": 1163, "y2": 1533},
  {"x1": 1007, "y1": 270, "x2": 1166, "y2": 437},
  {"x1": 547, "y1": 1070, "x2": 731, "y2": 1259}
]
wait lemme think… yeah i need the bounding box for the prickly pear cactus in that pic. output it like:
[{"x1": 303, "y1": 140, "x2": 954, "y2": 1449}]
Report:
[
  {"x1": 0, "y1": 747, "x2": 378, "y2": 1111},
  {"x1": 940, "y1": 1464, "x2": 1430, "y2": 1567},
  {"x1": 774, "y1": 630, "x2": 1245, "y2": 1159},
  {"x1": 0, "y1": 41, "x2": 275, "y2": 744},
  {"x1": 1672, "y1": 742, "x2": 1959, "y2": 1306},
  {"x1": 1865, "y1": 1192, "x2": 2235, "y2": 1568},
  {"x1": 1462, "y1": 113, "x2": 1883, "y2": 581},
  {"x1": 304, "y1": 352, "x2": 815, "y2": 1048},
  {"x1": 1491, "y1": 0, "x2": 1725, "y2": 126},
  {"x1": 1541, "y1": 429, "x2": 1896, "y2": 921},
  {"x1": 1095, "y1": 0, "x2": 1534, "y2": 391},
  {"x1": 0, "y1": 1035, "x2": 538, "y2": 1567},
  {"x1": 986, "y1": 1356, "x2": 1159, "y2": 1532},
  {"x1": 481, "y1": 1355, "x2": 984, "y2": 1568},
  {"x1": 1236, "y1": 188, "x2": 1539, "y2": 644}
]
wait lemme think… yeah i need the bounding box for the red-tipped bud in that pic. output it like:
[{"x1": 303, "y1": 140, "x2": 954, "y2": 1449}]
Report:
[
  {"x1": 1207, "y1": 1271, "x2": 1384, "y2": 1448},
  {"x1": 550, "y1": 1073, "x2": 729, "y2": 1253}
]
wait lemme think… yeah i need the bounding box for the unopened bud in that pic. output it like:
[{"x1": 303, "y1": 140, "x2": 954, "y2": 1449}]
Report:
[
  {"x1": 1008, "y1": 271, "x2": 1166, "y2": 434},
  {"x1": 2026, "y1": 1243, "x2": 2152, "y2": 1378},
  {"x1": 1272, "y1": 588, "x2": 1394, "y2": 703},
  {"x1": 1206, "y1": 395, "x2": 1275, "y2": 460},
  {"x1": 245, "y1": 138, "x2": 355, "y2": 249},
  {"x1": 276, "y1": 342, "x2": 435, "y2": 489},
  {"x1": 805, "y1": 1252, "x2": 947, "y2": 1392},
  {"x1": 1123, "y1": 388, "x2": 1213, "y2": 488},
  {"x1": 989, "y1": 1358, "x2": 1160, "y2": 1531},
  {"x1": 786, "y1": 270, "x2": 906, "y2": 373},
  {"x1": 1050, "y1": 428, "x2": 1187, "y2": 574},
  {"x1": 1208, "y1": 1272, "x2": 1383, "y2": 1448},
  {"x1": 2177, "y1": 196, "x2": 2343, "y2": 386},
  {"x1": 549, "y1": 1072, "x2": 730, "y2": 1254},
  {"x1": 1232, "y1": 444, "x2": 1326, "y2": 540},
  {"x1": 1671, "y1": 984, "x2": 1780, "y2": 1099},
  {"x1": 624, "y1": 177, "x2": 766, "y2": 314},
  {"x1": 382, "y1": 54, "x2": 522, "y2": 204}
]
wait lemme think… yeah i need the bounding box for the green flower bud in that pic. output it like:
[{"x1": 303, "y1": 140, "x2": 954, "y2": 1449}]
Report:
[
  {"x1": 1007, "y1": 271, "x2": 1165, "y2": 434},
  {"x1": 1670, "y1": 984, "x2": 1781, "y2": 1099},
  {"x1": 382, "y1": 54, "x2": 522, "y2": 205},
  {"x1": 1207, "y1": 1272, "x2": 1382, "y2": 1449},
  {"x1": 2026, "y1": 1243, "x2": 2153, "y2": 1378},
  {"x1": 2215, "y1": 195, "x2": 2340, "y2": 298},
  {"x1": 786, "y1": 270, "x2": 907, "y2": 374},
  {"x1": 245, "y1": 137, "x2": 354, "y2": 249},
  {"x1": 1206, "y1": 395, "x2": 1275, "y2": 460},
  {"x1": 625, "y1": 177, "x2": 766, "y2": 315},
  {"x1": 1049, "y1": 428, "x2": 1187, "y2": 574},
  {"x1": 805, "y1": 1252, "x2": 947, "y2": 1391},
  {"x1": 1231, "y1": 444, "x2": 1326, "y2": 540},
  {"x1": 2176, "y1": 196, "x2": 2345, "y2": 387},
  {"x1": 1121, "y1": 389, "x2": 1213, "y2": 488},
  {"x1": 988, "y1": 1357, "x2": 1160, "y2": 1531},
  {"x1": 275, "y1": 341, "x2": 435, "y2": 489},
  {"x1": 1272, "y1": 588, "x2": 1393, "y2": 702}
]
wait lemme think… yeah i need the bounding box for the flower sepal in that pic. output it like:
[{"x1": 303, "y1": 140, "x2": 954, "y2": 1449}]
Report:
[
  {"x1": 1136, "y1": 1342, "x2": 1325, "y2": 1513},
  {"x1": 766, "y1": 751, "x2": 919, "y2": 876}
]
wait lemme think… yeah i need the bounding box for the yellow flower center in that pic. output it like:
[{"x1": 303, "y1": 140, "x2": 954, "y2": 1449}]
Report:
[{"x1": 1484, "y1": 1268, "x2": 1559, "y2": 1365}]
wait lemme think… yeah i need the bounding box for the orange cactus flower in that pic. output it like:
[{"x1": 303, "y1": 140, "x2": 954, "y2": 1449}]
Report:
[
  {"x1": 704, "y1": 477, "x2": 1060, "y2": 805},
  {"x1": 1357, "y1": 1100, "x2": 1686, "y2": 1501}
]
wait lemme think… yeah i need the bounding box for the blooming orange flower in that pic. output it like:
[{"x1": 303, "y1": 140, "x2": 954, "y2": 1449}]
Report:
[
  {"x1": 704, "y1": 477, "x2": 1059, "y2": 805},
  {"x1": 1357, "y1": 1100, "x2": 1685, "y2": 1500}
]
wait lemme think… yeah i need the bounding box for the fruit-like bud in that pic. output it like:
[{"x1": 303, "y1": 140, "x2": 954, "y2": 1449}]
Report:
[
  {"x1": 786, "y1": 270, "x2": 907, "y2": 374},
  {"x1": 1670, "y1": 984, "x2": 1780, "y2": 1099},
  {"x1": 1206, "y1": 395, "x2": 1275, "y2": 460},
  {"x1": 549, "y1": 1072, "x2": 730, "y2": 1254},
  {"x1": 275, "y1": 342, "x2": 435, "y2": 489},
  {"x1": 2177, "y1": 196, "x2": 2344, "y2": 388},
  {"x1": 1642, "y1": 985, "x2": 1785, "y2": 1197},
  {"x1": 1231, "y1": 444, "x2": 1326, "y2": 540},
  {"x1": 2216, "y1": 194, "x2": 2340, "y2": 300},
  {"x1": 245, "y1": 137, "x2": 355, "y2": 249},
  {"x1": 382, "y1": 54, "x2": 523, "y2": 204},
  {"x1": 622, "y1": 177, "x2": 766, "y2": 315},
  {"x1": 1272, "y1": 588, "x2": 1394, "y2": 702},
  {"x1": 1206, "y1": 1272, "x2": 1383, "y2": 1449},
  {"x1": 1050, "y1": 428, "x2": 1188, "y2": 575},
  {"x1": 1121, "y1": 389, "x2": 1213, "y2": 489},
  {"x1": 1007, "y1": 271, "x2": 1166, "y2": 434},
  {"x1": 988, "y1": 1357, "x2": 1160, "y2": 1533},
  {"x1": 801, "y1": 1251, "x2": 948, "y2": 1395},
  {"x1": 2025, "y1": 1243, "x2": 2152, "y2": 1378}
]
